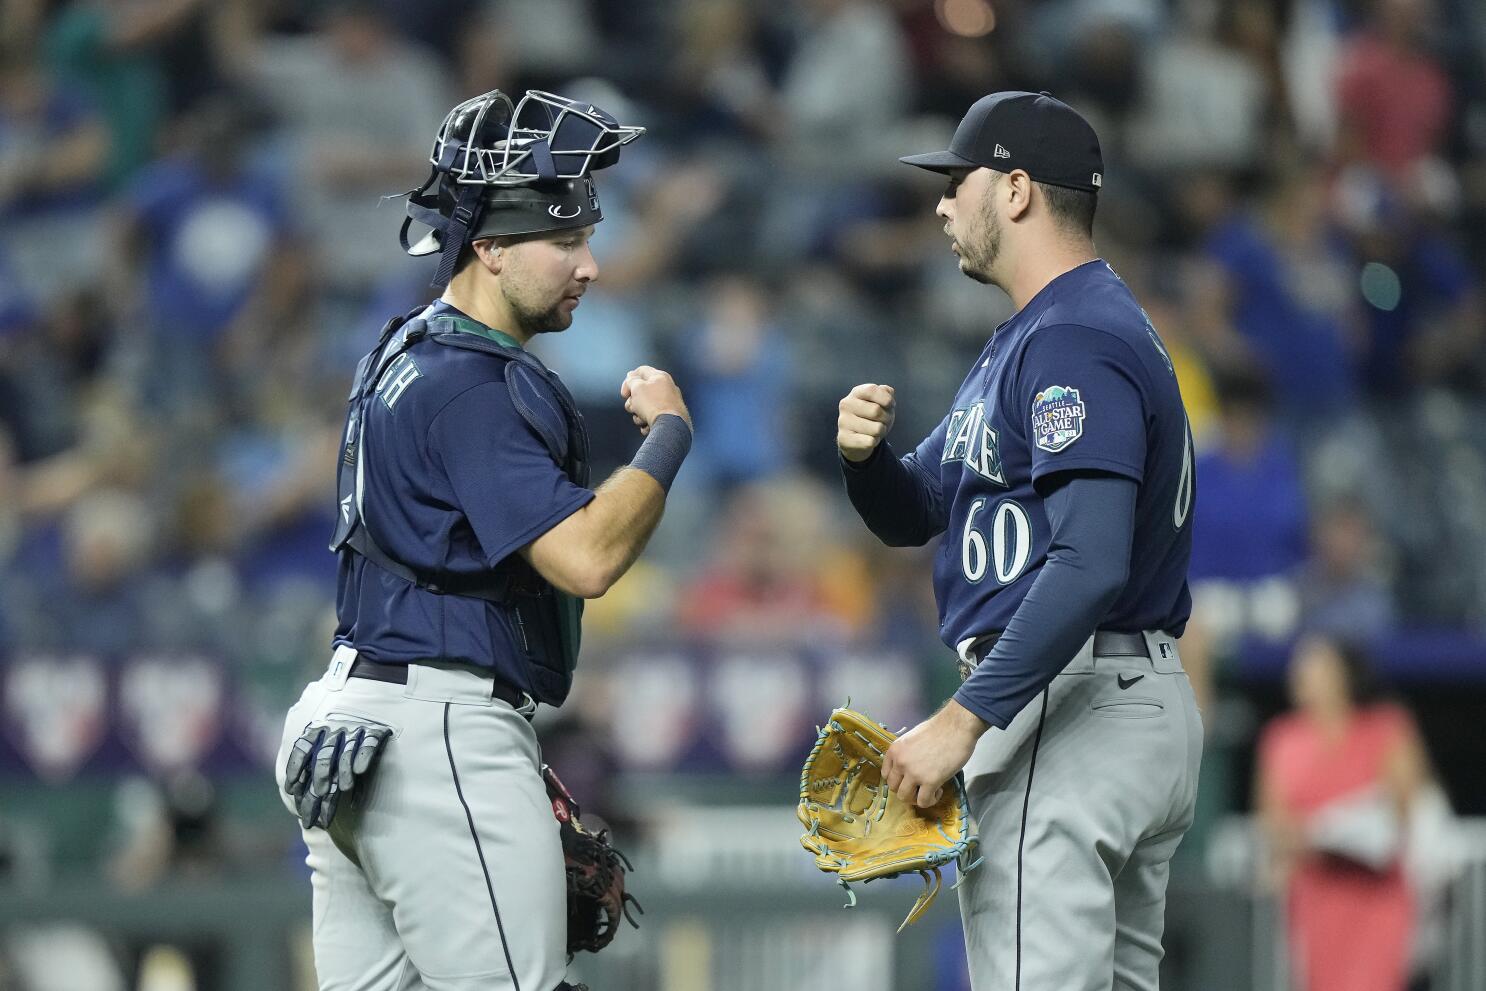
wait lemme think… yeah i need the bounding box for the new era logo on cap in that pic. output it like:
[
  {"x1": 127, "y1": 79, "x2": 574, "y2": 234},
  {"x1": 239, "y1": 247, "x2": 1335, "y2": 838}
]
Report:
[
  {"x1": 993, "y1": 144, "x2": 1010, "y2": 159},
  {"x1": 1092, "y1": 173, "x2": 1103, "y2": 187}
]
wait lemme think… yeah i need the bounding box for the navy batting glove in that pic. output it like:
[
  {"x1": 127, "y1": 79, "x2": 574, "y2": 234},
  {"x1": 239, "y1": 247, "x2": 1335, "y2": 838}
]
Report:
[{"x1": 284, "y1": 719, "x2": 392, "y2": 830}]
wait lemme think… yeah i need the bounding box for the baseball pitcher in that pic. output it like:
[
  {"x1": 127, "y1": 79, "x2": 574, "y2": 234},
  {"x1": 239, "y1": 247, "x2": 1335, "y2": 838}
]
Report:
[{"x1": 837, "y1": 91, "x2": 1202, "y2": 991}]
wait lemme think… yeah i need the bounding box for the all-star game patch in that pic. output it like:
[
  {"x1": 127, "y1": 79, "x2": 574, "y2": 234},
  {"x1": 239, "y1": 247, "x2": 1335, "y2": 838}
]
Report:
[{"x1": 1031, "y1": 385, "x2": 1086, "y2": 453}]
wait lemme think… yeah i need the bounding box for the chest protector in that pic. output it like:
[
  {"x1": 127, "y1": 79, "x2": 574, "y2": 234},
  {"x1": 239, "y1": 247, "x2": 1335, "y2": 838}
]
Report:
[{"x1": 330, "y1": 308, "x2": 591, "y2": 697}]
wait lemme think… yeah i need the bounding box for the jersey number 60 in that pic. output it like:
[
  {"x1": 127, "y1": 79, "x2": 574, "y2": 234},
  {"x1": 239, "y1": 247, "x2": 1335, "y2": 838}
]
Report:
[{"x1": 962, "y1": 498, "x2": 1031, "y2": 585}]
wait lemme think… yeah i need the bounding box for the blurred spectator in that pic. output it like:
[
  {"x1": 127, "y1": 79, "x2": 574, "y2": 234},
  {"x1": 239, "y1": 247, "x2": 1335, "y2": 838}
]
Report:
[
  {"x1": 1281, "y1": 0, "x2": 1345, "y2": 152},
  {"x1": 0, "y1": 428, "x2": 16, "y2": 648},
  {"x1": 1198, "y1": 162, "x2": 1361, "y2": 422},
  {"x1": 1128, "y1": 0, "x2": 1275, "y2": 174},
  {"x1": 0, "y1": 40, "x2": 108, "y2": 305},
  {"x1": 677, "y1": 274, "x2": 795, "y2": 490},
  {"x1": 2, "y1": 382, "x2": 155, "y2": 529},
  {"x1": 0, "y1": 290, "x2": 114, "y2": 464},
  {"x1": 896, "y1": 0, "x2": 1007, "y2": 120},
  {"x1": 776, "y1": 0, "x2": 912, "y2": 174},
  {"x1": 41, "y1": 0, "x2": 207, "y2": 189},
  {"x1": 1182, "y1": 364, "x2": 1308, "y2": 715},
  {"x1": 451, "y1": 3, "x2": 516, "y2": 99},
  {"x1": 676, "y1": 476, "x2": 865, "y2": 643},
  {"x1": 10, "y1": 488, "x2": 156, "y2": 654},
  {"x1": 380, "y1": 0, "x2": 481, "y2": 64},
  {"x1": 857, "y1": 541, "x2": 939, "y2": 656},
  {"x1": 112, "y1": 96, "x2": 301, "y2": 410},
  {"x1": 237, "y1": 0, "x2": 451, "y2": 296},
  {"x1": 1189, "y1": 366, "x2": 1308, "y2": 606},
  {"x1": 1016, "y1": 0, "x2": 1162, "y2": 104},
  {"x1": 1298, "y1": 497, "x2": 1396, "y2": 640},
  {"x1": 484, "y1": 0, "x2": 602, "y2": 89},
  {"x1": 670, "y1": 0, "x2": 777, "y2": 141},
  {"x1": 1334, "y1": 169, "x2": 1483, "y2": 397},
  {"x1": 1059, "y1": 16, "x2": 1142, "y2": 152},
  {"x1": 1255, "y1": 636, "x2": 1430, "y2": 991},
  {"x1": 1336, "y1": 0, "x2": 1453, "y2": 182},
  {"x1": 106, "y1": 771, "x2": 239, "y2": 990}
]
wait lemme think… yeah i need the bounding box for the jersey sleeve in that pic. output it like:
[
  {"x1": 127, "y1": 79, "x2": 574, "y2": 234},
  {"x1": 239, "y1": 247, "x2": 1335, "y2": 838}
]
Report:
[
  {"x1": 841, "y1": 413, "x2": 949, "y2": 547},
  {"x1": 1017, "y1": 323, "x2": 1148, "y2": 486},
  {"x1": 905, "y1": 413, "x2": 951, "y2": 486},
  {"x1": 426, "y1": 381, "x2": 594, "y2": 568}
]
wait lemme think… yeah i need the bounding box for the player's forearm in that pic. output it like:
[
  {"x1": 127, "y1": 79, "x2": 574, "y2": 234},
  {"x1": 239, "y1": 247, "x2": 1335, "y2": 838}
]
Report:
[
  {"x1": 841, "y1": 444, "x2": 945, "y2": 546},
  {"x1": 573, "y1": 467, "x2": 668, "y2": 594},
  {"x1": 954, "y1": 474, "x2": 1135, "y2": 728}
]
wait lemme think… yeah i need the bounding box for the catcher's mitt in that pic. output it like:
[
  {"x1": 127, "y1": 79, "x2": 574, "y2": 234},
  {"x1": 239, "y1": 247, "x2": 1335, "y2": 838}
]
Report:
[
  {"x1": 542, "y1": 764, "x2": 642, "y2": 955},
  {"x1": 798, "y1": 706, "x2": 981, "y2": 931}
]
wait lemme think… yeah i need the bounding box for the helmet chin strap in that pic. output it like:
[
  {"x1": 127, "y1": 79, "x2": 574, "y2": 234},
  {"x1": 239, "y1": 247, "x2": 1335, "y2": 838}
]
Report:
[
  {"x1": 397, "y1": 147, "x2": 489, "y2": 290},
  {"x1": 429, "y1": 183, "x2": 486, "y2": 290}
]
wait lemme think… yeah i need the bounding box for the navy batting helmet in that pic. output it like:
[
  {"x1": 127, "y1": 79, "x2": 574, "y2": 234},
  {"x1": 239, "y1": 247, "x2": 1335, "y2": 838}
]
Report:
[{"x1": 399, "y1": 88, "x2": 644, "y2": 288}]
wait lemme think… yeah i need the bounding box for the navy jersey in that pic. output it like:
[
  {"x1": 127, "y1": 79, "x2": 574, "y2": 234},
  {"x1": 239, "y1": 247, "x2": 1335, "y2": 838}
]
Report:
[
  {"x1": 909, "y1": 260, "x2": 1194, "y2": 649},
  {"x1": 333, "y1": 302, "x2": 593, "y2": 686}
]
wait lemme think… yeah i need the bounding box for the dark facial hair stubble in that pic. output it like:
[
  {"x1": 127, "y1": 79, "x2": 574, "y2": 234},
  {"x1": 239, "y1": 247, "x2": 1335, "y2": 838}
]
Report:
[
  {"x1": 961, "y1": 190, "x2": 1001, "y2": 285},
  {"x1": 503, "y1": 272, "x2": 573, "y2": 336}
]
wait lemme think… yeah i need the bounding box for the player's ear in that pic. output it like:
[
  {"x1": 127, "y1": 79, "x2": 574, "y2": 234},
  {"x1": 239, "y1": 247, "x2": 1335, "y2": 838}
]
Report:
[
  {"x1": 471, "y1": 238, "x2": 504, "y2": 274},
  {"x1": 1005, "y1": 170, "x2": 1033, "y2": 222}
]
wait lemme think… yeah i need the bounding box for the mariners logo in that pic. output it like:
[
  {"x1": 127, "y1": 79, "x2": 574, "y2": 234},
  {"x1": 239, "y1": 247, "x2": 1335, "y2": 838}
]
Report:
[
  {"x1": 942, "y1": 401, "x2": 1006, "y2": 484},
  {"x1": 1031, "y1": 386, "x2": 1086, "y2": 453}
]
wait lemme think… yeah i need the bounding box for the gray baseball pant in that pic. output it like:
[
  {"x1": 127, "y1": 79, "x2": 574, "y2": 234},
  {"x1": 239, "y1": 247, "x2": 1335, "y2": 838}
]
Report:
[
  {"x1": 275, "y1": 649, "x2": 568, "y2": 991},
  {"x1": 956, "y1": 630, "x2": 1203, "y2": 991}
]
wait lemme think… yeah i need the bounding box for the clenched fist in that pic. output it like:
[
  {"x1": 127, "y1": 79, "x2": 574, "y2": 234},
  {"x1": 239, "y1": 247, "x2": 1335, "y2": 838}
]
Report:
[
  {"x1": 621, "y1": 365, "x2": 691, "y2": 436},
  {"x1": 837, "y1": 383, "x2": 896, "y2": 462}
]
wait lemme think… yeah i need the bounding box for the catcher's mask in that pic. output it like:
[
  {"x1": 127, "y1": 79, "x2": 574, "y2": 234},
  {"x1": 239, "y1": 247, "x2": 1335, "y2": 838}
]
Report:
[{"x1": 399, "y1": 89, "x2": 645, "y2": 288}]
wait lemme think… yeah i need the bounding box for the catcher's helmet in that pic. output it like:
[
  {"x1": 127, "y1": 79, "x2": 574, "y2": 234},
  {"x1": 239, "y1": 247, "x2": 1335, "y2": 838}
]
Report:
[{"x1": 400, "y1": 89, "x2": 644, "y2": 288}]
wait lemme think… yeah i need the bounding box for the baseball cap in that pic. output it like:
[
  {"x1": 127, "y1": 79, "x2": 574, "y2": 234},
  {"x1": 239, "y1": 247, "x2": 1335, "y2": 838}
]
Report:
[{"x1": 900, "y1": 91, "x2": 1104, "y2": 193}]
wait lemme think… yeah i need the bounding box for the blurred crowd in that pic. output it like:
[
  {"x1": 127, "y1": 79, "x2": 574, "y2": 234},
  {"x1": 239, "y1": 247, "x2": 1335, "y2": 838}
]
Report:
[
  {"x1": 1, "y1": 0, "x2": 1484, "y2": 664},
  {"x1": 0, "y1": 0, "x2": 1483, "y2": 950},
  {"x1": 0, "y1": 0, "x2": 1481, "y2": 670},
  {"x1": 1, "y1": 0, "x2": 1484, "y2": 987}
]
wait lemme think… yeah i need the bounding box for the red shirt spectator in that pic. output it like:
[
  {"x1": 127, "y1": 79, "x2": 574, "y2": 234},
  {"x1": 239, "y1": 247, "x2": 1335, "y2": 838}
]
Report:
[
  {"x1": 1256, "y1": 637, "x2": 1430, "y2": 991},
  {"x1": 1336, "y1": 0, "x2": 1451, "y2": 176}
]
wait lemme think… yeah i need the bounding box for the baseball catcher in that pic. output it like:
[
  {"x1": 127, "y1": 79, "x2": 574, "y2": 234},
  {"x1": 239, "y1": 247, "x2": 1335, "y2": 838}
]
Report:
[{"x1": 275, "y1": 84, "x2": 690, "y2": 991}]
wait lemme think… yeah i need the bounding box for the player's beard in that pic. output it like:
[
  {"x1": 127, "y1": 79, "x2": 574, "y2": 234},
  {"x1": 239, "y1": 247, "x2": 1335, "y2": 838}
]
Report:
[
  {"x1": 957, "y1": 193, "x2": 1001, "y2": 285},
  {"x1": 501, "y1": 280, "x2": 575, "y2": 337}
]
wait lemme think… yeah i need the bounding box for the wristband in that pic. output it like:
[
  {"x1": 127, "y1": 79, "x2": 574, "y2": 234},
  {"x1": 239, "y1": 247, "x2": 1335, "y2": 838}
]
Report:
[{"x1": 631, "y1": 413, "x2": 692, "y2": 492}]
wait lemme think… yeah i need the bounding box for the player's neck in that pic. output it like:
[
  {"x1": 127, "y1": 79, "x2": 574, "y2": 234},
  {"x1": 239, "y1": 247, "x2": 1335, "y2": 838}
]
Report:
[
  {"x1": 1001, "y1": 241, "x2": 1098, "y2": 312},
  {"x1": 441, "y1": 274, "x2": 531, "y2": 347}
]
